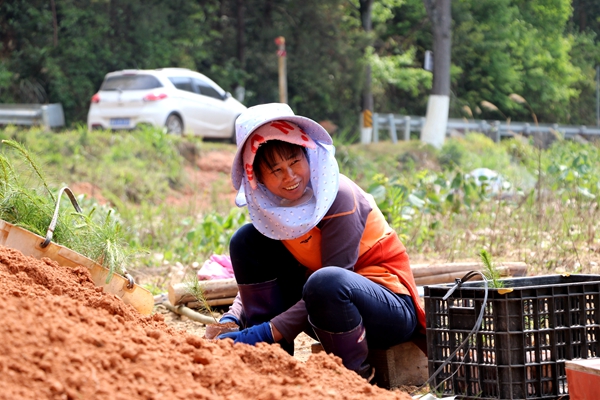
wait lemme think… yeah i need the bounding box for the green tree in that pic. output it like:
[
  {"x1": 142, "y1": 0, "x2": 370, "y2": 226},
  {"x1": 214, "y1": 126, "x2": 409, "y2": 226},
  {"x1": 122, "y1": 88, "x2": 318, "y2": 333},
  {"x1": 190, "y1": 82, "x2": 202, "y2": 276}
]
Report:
[
  {"x1": 1, "y1": 0, "x2": 224, "y2": 123},
  {"x1": 369, "y1": 0, "x2": 432, "y2": 115},
  {"x1": 507, "y1": 0, "x2": 582, "y2": 122},
  {"x1": 370, "y1": 0, "x2": 597, "y2": 126},
  {"x1": 2, "y1": 0, "x2": 600, "y2": 131},
  {"x1": 222, "y1": 0, "x2": 366, "y2": 128}
]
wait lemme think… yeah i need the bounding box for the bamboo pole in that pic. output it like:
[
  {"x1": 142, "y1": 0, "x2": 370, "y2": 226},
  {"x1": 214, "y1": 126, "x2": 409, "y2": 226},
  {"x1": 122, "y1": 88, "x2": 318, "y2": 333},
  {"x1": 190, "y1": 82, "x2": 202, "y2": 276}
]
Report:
[
  {"x1": 162, "y1": 301, "x2": 217, "y2": 325},
  {"x1": 411, "y1": 261, "x2": 527, "y2": 278}
]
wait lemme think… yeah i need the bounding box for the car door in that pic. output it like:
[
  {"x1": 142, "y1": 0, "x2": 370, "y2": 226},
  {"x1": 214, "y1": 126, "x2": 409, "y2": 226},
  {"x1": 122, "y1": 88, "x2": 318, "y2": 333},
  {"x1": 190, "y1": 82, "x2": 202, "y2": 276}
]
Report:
[
  {"x1": 167, "y1": 76, "x2": 203, "y2": 134},
  {"x1": 191, "y1": 77, "x2": 234, "y2": 138}
]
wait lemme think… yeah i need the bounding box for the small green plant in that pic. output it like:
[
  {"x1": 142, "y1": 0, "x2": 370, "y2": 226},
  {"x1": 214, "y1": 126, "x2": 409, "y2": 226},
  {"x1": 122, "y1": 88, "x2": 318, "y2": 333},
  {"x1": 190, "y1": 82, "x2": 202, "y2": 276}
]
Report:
[
  {"x1": 480, "y1": 249, "x2": 504, "y2": 289},
  {"x1": 183, "y1": 275, "x2": 218, "y2": 323}
]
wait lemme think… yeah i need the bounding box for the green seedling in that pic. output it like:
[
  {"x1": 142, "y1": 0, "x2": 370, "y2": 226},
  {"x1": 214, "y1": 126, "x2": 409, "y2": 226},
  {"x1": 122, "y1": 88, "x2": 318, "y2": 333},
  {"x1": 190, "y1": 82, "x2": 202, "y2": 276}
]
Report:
[
  {"x1": 183, "y1": 274, "x2": 218, "y2": 323},
  {"x1": 480, "y1": 249, "x2": 504, "y2": 289}
]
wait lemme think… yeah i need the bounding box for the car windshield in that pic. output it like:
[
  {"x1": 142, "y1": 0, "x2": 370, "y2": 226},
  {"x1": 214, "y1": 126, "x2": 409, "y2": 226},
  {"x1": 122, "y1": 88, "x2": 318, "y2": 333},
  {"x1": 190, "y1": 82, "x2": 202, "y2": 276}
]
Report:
[{"x1": 100, "y1": 75, "x2": 163, "y2": 91}]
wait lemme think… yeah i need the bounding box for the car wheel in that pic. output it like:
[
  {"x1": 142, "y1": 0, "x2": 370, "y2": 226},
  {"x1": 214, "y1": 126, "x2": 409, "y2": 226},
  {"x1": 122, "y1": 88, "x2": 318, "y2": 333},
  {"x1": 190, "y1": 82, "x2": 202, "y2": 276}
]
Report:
[{"x1": 165, "y1": 114, "x2": 183, "y2": 135}]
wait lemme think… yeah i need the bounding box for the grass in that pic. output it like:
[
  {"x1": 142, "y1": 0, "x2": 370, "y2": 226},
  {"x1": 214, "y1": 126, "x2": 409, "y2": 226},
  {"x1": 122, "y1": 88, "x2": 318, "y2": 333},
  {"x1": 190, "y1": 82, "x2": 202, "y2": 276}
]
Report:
[
  {"x1": 0, "y1": 139, "x2": 134, "y2": 281},
  {"x1": 1, "y1": 124, "x2": 599, "y2": 293},
  {"x1": 340, "y1": 133, "x2": 600, "y2": 275}
]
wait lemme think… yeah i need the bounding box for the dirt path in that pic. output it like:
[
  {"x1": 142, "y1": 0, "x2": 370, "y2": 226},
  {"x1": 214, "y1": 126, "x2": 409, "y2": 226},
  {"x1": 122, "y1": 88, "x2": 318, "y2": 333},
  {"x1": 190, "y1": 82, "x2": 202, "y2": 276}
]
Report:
[{"x1": 0, "y1": 246, "x2": 412, "y2": 399}]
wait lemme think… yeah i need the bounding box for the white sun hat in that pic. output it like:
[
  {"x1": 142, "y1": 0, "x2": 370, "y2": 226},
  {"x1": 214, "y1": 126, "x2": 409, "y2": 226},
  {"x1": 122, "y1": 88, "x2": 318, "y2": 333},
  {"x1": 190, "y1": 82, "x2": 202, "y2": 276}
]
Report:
[{"x1": 231, "y1": 103, "x2": 339, "y2": 240}]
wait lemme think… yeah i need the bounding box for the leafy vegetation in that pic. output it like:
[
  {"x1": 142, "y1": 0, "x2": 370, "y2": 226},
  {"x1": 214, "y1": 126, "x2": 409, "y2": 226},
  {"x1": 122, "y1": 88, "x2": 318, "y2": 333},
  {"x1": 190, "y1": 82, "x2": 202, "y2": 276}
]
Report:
[
  {"x1": 1, "y1": 126, "x2": 599, "y2": 293},
  {"x1": 338, "y1": 133, "x2": 600, "y2": 275}
]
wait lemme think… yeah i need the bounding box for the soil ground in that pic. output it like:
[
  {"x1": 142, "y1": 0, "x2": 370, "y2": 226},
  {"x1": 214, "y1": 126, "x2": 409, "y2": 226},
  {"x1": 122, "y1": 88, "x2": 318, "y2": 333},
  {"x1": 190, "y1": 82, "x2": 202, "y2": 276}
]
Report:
[
  {"x1": 0, "y1": 246, "x2": 413, "y2": 399},
  {"x1": 155, "y1": 303, "x2": 317, "y2": 363}
]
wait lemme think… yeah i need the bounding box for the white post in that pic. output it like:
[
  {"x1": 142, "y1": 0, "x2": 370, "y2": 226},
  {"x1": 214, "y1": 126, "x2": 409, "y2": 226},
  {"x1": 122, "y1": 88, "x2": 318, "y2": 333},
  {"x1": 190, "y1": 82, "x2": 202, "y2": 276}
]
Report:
[
  {"x1": 388, "y1": 113, "x2": 397, "y2": 143},
  {"x1": 421, "y1": 94, "x2": 449, "y2": 148},
  {"x1": 360, "y1": 110, "x2": 373, "y2": 144}
]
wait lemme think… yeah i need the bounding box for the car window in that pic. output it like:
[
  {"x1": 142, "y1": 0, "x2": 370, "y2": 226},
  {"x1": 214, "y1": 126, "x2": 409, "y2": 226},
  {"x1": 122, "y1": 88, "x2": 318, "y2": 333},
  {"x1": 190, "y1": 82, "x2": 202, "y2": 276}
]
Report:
[
  {"x1": 193, "y1": 78, "x2": 224, "y2": 100},
  {"x1": 168, "y1": 77, "x2": 194, "y2": 93},
  {"x1": 101, "y1": 75, "x2": 162, "y2": 91}
]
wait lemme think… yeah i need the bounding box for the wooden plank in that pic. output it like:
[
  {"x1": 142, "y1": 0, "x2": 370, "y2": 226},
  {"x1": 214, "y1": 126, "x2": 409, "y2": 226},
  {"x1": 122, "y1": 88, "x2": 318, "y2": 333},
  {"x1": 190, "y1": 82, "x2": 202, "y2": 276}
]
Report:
[
  {"x1": 411, "y1": 262, "x2": 527, "y2": 286},
  {"x1": 367, "y1": 341, "x2": 428, "y2": 389},
  {"x1": 0, "y1": 220, "x2": 154, "y2": 315},
  {"x1": 411, "y1": 261, "x2": 527, "y2": 277},
  {"x1": 186, "y1": 297, "x2": 237, "y2": 308}
]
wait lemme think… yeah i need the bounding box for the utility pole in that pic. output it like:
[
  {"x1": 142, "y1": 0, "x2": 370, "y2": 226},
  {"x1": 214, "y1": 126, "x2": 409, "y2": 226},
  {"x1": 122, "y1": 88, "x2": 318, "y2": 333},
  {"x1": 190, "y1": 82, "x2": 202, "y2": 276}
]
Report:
[
  {"x1": 275, "y1": 36, "x2": 287, "y2": 104},
  {"x1": 359, "y1": 0, "x2": 374, "y2": 144}
]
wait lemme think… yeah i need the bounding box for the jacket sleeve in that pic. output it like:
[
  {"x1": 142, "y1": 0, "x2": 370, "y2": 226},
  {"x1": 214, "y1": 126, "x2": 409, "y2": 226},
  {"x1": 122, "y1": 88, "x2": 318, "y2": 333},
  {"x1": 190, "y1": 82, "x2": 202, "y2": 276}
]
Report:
[
  {"x1": 221, "y1": 293, "x2": 245, "y2": 325},
  {"x1": 224, "y1": 294, "x2": 309, "y2": 343},
  {"x1": 270, "y1": 299, "x2": 310, "y2": 343}
]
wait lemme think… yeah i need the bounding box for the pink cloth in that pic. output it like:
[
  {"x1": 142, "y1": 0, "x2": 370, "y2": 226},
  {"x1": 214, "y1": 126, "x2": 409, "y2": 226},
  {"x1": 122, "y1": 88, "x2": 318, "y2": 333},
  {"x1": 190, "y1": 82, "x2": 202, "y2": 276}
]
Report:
[
  {"x1": 197, "y1": 254, "x2": 235, "y2": 280},
  {"x1": 242, "y1": 120, "x2": 316, "y2": 189}
]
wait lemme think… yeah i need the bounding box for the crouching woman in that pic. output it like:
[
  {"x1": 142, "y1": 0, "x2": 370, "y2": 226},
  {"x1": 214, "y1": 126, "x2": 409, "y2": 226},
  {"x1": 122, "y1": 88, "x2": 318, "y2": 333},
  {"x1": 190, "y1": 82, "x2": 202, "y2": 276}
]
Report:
[{"x1": 218, "y1": 103, "x2": 426, "y2": 378}]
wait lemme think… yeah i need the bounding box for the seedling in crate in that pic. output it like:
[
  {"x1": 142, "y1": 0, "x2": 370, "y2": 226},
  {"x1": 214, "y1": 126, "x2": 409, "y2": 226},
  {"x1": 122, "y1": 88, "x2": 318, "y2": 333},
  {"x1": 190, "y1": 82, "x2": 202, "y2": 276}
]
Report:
[{"x1": 479, "y1": 249, "x2": 504, "y2": 288}]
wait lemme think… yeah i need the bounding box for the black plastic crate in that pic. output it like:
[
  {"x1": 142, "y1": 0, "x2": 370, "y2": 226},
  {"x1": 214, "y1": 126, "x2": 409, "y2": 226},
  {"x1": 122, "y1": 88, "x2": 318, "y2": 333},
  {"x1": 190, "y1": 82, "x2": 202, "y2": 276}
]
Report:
[{"x1": 424, "y1": 274, "x2": 600, "y2": 400}]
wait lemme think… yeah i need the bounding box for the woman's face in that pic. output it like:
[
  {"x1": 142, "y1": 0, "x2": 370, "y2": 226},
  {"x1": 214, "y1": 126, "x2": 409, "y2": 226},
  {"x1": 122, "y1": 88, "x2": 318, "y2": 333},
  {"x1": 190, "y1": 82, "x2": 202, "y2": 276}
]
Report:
[{"x1": 258, "y1": 149, "x2": 310, "y2": 201}]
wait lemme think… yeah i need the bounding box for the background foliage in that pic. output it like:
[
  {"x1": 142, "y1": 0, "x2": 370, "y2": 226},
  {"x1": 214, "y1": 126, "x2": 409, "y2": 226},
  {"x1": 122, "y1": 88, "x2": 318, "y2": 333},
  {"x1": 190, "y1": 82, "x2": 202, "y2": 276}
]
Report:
[{"x1": 2, "y1": 0, "x2": 600, "y2": 131}]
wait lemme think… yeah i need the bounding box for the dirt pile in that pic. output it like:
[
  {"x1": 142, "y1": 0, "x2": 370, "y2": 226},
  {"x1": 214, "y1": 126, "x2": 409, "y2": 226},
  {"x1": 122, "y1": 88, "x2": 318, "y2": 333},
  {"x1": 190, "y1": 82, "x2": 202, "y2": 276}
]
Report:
[{"x1": 0, "y1": 246, "x2": 411, "y2": 399}]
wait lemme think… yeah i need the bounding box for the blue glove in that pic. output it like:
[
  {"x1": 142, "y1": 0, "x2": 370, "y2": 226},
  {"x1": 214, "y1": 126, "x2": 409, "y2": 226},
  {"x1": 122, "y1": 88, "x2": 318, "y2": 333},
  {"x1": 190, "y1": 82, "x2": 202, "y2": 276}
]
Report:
[
  {"x1": 219, "y1": 314, "x2": 241, "y2": 326},
  {"x1": 217, "y1": 321, "x2": 274, "y2": 345}
]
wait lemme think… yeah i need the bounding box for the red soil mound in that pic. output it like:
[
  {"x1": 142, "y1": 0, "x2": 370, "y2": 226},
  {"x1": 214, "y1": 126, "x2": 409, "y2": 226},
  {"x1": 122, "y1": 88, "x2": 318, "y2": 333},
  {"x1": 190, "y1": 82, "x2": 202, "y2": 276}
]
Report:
[{"x1": 0, "y1": 246, "x2": 411, "y2": 399}]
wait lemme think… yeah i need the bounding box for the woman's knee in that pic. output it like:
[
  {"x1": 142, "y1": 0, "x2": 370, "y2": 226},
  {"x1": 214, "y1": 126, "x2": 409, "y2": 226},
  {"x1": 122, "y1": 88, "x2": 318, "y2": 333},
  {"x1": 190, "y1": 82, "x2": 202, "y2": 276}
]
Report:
[
  {"x1": 229, "y1": 223, "x2": 258, "y2": 256},
  {"x1": 303, "y1": 267, "x2": 349, "y2": 305},
  {"x1": 304, "y1": 267, "x2": 363, "y2": 331}
]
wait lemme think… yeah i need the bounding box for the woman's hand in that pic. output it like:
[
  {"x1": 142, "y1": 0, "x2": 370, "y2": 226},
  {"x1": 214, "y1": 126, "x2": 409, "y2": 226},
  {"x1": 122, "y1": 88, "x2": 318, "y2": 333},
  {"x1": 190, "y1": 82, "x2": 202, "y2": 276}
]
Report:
[
  {"x1": 218, "y1": 314, "x2": 241, "y2": 326},
  {"x1": 217, "y1": 321, "x2": 274, "y2": 345}
]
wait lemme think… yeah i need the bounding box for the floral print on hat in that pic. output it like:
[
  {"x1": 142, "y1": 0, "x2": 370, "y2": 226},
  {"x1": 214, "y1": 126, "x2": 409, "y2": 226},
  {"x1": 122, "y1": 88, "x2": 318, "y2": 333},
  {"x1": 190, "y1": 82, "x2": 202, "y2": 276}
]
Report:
[{"x1": 242, "y1": 120, "x2": 317, "y2": 189}]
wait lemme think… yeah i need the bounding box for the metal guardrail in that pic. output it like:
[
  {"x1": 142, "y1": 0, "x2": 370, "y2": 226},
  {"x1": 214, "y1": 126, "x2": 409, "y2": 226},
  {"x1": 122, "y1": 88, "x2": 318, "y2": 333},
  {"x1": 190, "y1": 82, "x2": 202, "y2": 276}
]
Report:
[
  {"x1": 372, "y1": 113, "x2": 600, "y2": 143},
  {"x1": 0, "y1": 103, "x2": 65, "y2": 129}
]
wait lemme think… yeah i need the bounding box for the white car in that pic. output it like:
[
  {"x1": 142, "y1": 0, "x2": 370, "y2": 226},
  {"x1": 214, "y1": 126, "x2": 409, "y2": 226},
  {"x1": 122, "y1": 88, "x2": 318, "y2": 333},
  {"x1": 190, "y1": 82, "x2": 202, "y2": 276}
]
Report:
[{"x1": 87, "y1": 68, "x2": 247, "y2": 141}]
